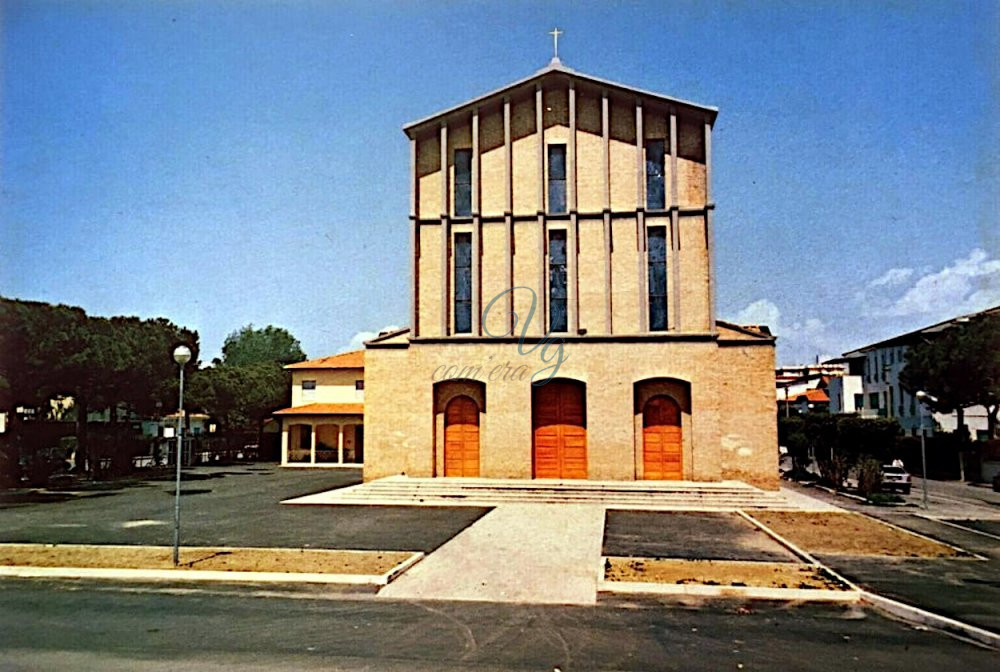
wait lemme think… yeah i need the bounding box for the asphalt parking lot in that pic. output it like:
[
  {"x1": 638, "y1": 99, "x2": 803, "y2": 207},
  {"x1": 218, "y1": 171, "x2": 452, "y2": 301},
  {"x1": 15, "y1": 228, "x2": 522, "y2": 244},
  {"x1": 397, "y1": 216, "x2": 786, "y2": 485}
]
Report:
[
  {"x1": 603, "y1": 510, "x2": 797, "y2": 562},
  {"x1": 0, "y1": 464, "x2": 489, "y2": 552}
]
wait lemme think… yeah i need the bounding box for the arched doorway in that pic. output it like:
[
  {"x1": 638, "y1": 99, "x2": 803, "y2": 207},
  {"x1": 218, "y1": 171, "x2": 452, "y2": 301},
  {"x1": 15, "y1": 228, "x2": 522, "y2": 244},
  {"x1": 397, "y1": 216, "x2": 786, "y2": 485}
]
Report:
[
  {"x1": 444, "y1": 395, "x2": 480, "y2": 477},
  {"x1": 532, "y1": 380, "x2": 587, "y2": 479},
  {"x1": 643, "y1": 395, "x2": 682, "y2": 480}
]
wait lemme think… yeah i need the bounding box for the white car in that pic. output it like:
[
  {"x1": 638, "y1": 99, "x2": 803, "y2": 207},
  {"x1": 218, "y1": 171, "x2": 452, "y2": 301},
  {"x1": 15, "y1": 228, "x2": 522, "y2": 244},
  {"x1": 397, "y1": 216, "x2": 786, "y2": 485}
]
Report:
[{"x1": 881, "y1": 465, "x2": 912, "y2": 495}]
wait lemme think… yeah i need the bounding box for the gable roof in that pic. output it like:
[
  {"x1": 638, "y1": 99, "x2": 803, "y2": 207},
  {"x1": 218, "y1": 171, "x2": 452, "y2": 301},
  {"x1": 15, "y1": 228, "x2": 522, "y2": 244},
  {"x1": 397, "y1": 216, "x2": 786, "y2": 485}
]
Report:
[
  {"x1": 404, "y1": 59, "x2": 718, "y2": 138},
  {"x1": 284, "y1": 350, "x2": 364, "y2": 370}
]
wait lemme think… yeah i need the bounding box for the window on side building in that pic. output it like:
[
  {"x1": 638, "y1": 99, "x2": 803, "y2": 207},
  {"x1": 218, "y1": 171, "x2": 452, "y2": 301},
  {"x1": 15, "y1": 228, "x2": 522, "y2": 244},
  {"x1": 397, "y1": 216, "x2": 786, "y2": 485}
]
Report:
[
  {"x1": 302, "y1": 380, "x2": 316, "y2": 401},
  {"x1": 548, "y1": 144, "x2": 567, "y2": 214},
  {"x1": 454, "y1": 149, "x2": 472, "y2": 217},
  {"x1": 454, "y1": 233, "x2": 472, "y2": 334},
  {"x1": 645, "y1": 140, "x2": 666, "y2": 210},
  {"x1": 548, "y1": 229, "x2": 568, "y2": 332},
  {"x1": 648, "y1": 227, "x2": 668, "y2": 331}
]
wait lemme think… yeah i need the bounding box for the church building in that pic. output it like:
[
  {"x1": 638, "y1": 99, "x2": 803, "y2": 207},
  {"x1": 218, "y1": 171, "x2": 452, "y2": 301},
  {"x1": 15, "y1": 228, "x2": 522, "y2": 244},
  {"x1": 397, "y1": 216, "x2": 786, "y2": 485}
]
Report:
[{"x1": 363, "y1": 57, "x2": 778, "y2": 488}]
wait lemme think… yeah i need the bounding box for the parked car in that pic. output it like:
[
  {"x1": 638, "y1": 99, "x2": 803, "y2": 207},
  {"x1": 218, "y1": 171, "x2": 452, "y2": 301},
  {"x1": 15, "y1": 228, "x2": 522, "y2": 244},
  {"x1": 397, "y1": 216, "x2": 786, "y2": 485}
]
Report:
[{"x1": 881, "y1": 465, "x2": 912, "y2": 495}]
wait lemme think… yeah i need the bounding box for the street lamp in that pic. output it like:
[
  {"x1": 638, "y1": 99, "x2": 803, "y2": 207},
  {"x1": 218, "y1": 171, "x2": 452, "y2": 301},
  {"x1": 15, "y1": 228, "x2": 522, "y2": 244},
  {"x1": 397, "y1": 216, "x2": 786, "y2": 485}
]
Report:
[
  {"x1": 172, "y1": 344, "x2": 192, "y2": 566},
  {"x1": 915, "y1": 390, "x2": 938, "y2": 511}
]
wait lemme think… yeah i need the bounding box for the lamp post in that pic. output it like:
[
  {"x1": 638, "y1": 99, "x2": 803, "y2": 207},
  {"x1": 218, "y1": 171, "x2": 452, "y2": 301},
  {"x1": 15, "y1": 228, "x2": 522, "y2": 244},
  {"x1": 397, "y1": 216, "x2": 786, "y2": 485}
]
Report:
[
  {"x1": 172, "y1": 344, "x2": 192, "y2": 566},
  {"x1": 915, "y1": 390, "x2": 938, "y2": 511}
]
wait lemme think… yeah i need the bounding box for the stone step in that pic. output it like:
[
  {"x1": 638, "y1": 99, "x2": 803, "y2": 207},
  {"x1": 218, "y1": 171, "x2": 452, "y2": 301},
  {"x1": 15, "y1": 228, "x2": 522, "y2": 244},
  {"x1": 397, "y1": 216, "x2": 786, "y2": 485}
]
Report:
[
  {"x1": 345, "y1": 491, "x2": 781, "y2": 503},
  {"x1": 320, "y1": 497, "x2": 788, "y2": 510},
  {"x1": 322, "y1": 489, "x2": 786, "y2": 508},
  {"x1": 375, "y1": 476, "x2": 769, "y2": 491},
  {"x1": 286, "y1": 476, "x2": 789, "y2": 510},
  {"x1": 362, "y1": 486, "x2": 768, "y2": 496},
  {"x1": 355, "y1": 482, "x2": 773, "y2": 493}
]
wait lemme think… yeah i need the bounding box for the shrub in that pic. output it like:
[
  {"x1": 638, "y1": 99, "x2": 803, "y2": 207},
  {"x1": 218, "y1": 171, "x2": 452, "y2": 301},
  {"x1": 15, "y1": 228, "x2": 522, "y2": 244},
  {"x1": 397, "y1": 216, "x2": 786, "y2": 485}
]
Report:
[
  {"x1": 867, "y1": 492, "x2": 904, "y2": 506},
  {"x1": 857, "y1": 457, "x2": 883, "y2": 499},
  {"x1": 817, "y1": 453, "x2": 850, "y2": 490}
]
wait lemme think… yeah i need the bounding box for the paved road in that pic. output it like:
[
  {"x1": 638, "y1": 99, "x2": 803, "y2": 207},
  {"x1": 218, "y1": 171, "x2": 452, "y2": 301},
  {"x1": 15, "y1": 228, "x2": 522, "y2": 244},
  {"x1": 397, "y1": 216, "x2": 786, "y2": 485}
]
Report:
[
  {"x1": 906, "y1": 478, "x2": 1000, "y2": 517},
  {"x1": 783, "y1": 480, "x2": 1000, "y2": 634},
  {"x1": 1, "y1": 579, "x2": 996, "y2": 671},
  {"x1": 0, "y1": 464, "x2": 489, "y2": 552}
]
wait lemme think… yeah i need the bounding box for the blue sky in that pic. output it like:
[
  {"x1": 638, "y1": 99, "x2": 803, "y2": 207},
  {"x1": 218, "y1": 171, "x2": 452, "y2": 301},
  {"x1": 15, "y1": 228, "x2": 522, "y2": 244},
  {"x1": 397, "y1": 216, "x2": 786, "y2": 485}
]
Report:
[{"x1": 2, "y1": 0, "x2": 998, "y2": 364}]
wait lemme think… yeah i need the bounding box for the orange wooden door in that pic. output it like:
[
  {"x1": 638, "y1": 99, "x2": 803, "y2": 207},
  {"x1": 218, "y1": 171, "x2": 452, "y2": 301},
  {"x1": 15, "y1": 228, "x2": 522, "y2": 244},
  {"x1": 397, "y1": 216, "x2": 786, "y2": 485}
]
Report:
[
  {"x1": 444, "y1": 396, "x2": 480, "y2": 477},
  {"x1": 643, "y1": 395, "x2": 682, "y2": 480},
  {"x1": 533, "y1": 381, "x2": 587, "y2": 479}
]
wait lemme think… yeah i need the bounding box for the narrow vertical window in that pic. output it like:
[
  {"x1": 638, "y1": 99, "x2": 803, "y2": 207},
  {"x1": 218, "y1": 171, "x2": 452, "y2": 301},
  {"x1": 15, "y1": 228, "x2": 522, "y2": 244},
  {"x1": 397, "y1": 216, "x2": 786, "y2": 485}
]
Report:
[
  {"x1": 645, "y1": 140, "x2": 665, "y2": 210},
  {"x1": 648, "y1": 227, "x2": 668, "y2": 331},
  {"x1": 454, "y1": 233, "x2": 472, "y2": 334},
  {"x1": 454, "y1": 149, "x2": 472, "y2": 217},
  {"x1": 548, "y1": 229, "x2": 567, "y2": 332},
  {"x1": 547, "y1": 144, "x2": 567, "y2": 214}
]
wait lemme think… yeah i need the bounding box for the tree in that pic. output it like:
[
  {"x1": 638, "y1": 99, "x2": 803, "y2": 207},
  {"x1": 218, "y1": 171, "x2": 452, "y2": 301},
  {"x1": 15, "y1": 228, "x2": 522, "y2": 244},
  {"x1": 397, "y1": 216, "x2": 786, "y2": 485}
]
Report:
[
  {"x1": 220, "y1": 325, "x2": 306, "y2": 368},
  {"x1": 778, "y1": 416, "x2": 810, "y2": 474},
  {"x1": 900, "y1": 312, "x2": 1000, "y2": 440},
  {"x1": 0, "y1": 297, "x2": 199, "y2": 476},
  {"x1": 189, "y1": 324, "x2": 307, "y2": 454}
]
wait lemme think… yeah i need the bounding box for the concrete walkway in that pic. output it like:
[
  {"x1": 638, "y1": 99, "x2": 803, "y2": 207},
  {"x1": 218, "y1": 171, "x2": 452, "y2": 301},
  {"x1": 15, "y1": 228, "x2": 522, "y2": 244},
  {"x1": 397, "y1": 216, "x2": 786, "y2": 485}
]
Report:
[{"x1": 378, "y1": 504, "x2": 605, "y2": 605}]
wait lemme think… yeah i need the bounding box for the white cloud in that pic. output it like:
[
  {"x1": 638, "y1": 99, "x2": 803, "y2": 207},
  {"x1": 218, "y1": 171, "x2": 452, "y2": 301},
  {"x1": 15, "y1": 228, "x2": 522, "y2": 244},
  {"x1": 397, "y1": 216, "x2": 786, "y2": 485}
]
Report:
[
  {"x1": 733, "y1": 298, "x2": 781, "y2": 327},
  {"x1": 868, "y1": 267, "x2": 913, "y2": 288},
  {"x1": 857, "y1": 248, "x2": 1000, "y2": 319},
  {"x1": 339, "y1": 325, "x2": 401, "y2": 352},
  {"x1": 729, "y1": 299, "x2": 839, "y2": 364}
]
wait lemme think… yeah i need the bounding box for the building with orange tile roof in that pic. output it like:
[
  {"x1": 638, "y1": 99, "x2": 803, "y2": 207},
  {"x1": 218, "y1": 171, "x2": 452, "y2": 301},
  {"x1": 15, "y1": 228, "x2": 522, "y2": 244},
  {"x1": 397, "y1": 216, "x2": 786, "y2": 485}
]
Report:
[{"x1": 273, "y1": 350, "x2": 365, "y2": 466}]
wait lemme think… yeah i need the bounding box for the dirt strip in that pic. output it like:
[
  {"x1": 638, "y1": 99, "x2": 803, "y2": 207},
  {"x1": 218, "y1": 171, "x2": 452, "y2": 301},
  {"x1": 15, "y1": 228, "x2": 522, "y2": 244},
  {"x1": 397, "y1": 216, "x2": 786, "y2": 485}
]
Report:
[
  {"x1": 604, "y1": 557, "x2": 849, "y2": 590},
  {"x1": 747, "y1": 512, "x2": 963, "y2": 557},
  {"x1": 0, "y1": 544, "x2": 413, "y2": 575}
]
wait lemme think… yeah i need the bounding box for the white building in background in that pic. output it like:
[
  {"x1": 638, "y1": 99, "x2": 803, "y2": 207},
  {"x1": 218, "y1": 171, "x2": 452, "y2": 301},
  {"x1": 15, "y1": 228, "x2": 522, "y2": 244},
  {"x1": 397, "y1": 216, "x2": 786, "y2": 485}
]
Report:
[
  {"x1": 827, "y1": 373, "x2": 863, "y2": 415},
  {"x1": 840, "y1": 305, "x2": 1000, "y2": 439}
]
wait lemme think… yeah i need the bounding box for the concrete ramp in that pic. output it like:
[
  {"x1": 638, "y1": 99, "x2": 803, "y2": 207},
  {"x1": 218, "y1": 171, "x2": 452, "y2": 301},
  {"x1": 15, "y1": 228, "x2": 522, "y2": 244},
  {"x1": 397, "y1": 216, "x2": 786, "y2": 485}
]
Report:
[{"x1": 377, "y1": 504, "x2": 604, "y2": 605}]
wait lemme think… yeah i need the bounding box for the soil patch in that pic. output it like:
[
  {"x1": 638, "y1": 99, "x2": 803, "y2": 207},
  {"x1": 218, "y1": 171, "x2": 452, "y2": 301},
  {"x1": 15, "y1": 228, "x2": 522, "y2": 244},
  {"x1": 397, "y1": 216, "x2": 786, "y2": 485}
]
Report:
[
  {"x1": 0, "y1": 543, "x2": 414, "y2": 575},
  {"x1": 604, "y1": 557, "x2": 847, "y2": 590},
  {"x1": 748, "y1": 512, "x2": 962, "y2": 557}
]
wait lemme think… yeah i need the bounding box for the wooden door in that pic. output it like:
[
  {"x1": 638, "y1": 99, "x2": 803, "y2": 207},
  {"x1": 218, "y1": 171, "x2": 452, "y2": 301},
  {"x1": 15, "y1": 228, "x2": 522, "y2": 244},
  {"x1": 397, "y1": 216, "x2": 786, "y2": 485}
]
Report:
[
  {"x1": 444, "y1": 396, "x2": 480, "y2": 477},
  {"x1": 533, "y1": 381, "x2": 587, "y2": 479},
  {"x1": 643, "y1": 395, "x2": 682, "y2": 480}
]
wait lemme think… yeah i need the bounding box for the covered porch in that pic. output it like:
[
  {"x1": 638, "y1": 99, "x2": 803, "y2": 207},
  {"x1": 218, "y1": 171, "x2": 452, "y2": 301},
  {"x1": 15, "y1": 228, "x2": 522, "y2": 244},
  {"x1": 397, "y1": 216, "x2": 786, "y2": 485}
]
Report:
[{"x1": 274, "y1": 403, "x2": 364, "y2": 467}]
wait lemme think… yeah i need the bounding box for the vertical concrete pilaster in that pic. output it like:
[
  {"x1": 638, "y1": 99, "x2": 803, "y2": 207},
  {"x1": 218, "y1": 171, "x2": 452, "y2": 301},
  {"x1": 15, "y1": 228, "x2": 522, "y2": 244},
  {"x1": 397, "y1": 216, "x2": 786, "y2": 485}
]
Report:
[
  {"x1": 504, "y1": 97, "x2": 514, "y2": 335},
  {"x1": 669, "y1": 110, "x2": 681, "y2": 331},
  {"x1": 705, "y1": 119, "x2": 716, "y2": 333},
  {"x1": 602, "y1": 92, "x2": 612, "y2": 334},
  {"x1": 472, "y1": 108, "x2": 481, "y2": 335},
  {"x1": 440, "y1": 122, "x2": 449, "y2": 336}
]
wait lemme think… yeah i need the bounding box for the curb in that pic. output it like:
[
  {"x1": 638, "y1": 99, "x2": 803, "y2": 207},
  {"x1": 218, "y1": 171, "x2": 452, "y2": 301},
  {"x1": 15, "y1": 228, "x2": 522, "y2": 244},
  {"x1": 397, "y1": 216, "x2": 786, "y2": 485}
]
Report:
[
  {"x1": 0, "y1": 550, "x2": 424, "y2": 587},
  {"x1": 859, "y1": 513, "x2": 985, "y2": 559},
  {"x1": 812, "y1": 484, "x2": 868, "y2": 503},
  {"x1": 860, "y1": 591, "x2": 1000, "y2": 649},
  {"x1": 739, "y1": 510, "x2": 998, "y2": 648},
  {"x1": 915, "y1": 515, "x2": 1000, "y2": 543}
]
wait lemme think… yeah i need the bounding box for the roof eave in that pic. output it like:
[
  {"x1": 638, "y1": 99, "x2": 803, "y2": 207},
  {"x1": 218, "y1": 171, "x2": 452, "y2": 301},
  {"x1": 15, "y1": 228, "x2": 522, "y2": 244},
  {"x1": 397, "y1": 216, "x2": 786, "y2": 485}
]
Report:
[{"x1": 403, "y1": 62, "x2": 718, "y2": 138}]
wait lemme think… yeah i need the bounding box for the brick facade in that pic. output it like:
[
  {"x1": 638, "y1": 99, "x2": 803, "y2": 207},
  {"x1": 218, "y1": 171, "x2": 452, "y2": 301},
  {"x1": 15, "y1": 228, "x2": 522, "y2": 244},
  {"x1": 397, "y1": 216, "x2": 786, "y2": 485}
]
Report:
[{"x1": 365, "y1": 61, "x2": 778, "y2": 488}]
